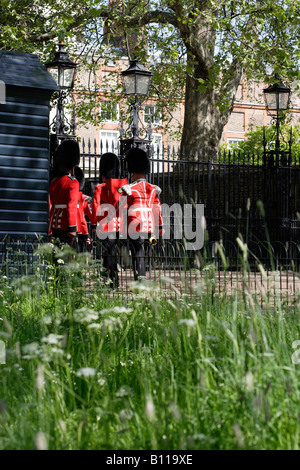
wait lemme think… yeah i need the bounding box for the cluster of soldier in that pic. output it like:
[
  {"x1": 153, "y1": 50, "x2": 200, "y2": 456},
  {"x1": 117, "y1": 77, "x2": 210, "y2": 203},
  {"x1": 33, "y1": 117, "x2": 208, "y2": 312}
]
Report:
[{"x1": 48, "y1": 140, "x2": 164, "y2": 287}]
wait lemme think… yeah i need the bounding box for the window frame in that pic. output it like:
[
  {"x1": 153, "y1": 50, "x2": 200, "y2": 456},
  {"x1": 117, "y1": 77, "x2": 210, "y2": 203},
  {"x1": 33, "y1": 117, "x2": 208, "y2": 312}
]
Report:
[{"x1": 143, "y1": 105, "x2": 162, "y2": 126}]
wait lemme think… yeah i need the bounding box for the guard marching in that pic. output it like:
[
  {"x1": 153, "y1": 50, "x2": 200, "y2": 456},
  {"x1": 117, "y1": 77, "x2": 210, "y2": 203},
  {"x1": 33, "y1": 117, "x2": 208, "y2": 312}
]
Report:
[
  {"x1": 74, "y1": 166, "x2": 92, "y2": 252},
  {"x1": 48, "y1": 139, "x2": 80, "y2": 247},
  {"x1": 91, "y1": 152, "x2": 128, "y2": 287},
  {"x1": 119, "y1": 147, "x2": 163, "y2": 281}
]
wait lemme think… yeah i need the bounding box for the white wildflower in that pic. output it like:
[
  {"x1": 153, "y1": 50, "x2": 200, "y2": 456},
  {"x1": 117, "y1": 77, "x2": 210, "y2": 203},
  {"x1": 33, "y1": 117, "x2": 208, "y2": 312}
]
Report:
[
  {"x1": 116, "y1": 386, "x2": 133, "y2": 397},
  {"x1": 101, "y1": 316, "x2": 122, "y2": 332},
  {"x1": 129, "y1": 280, "x2": 159, "y2": 294},
  {"x1": 56, "y1": 259, "x2": 64, "y2": 265},
  {"x1": 73, "y1": 308, "x2": 99, "y2": 323},
  {"x1": 97, "y1": 378, "x2": 106, "y2": 387},
  {"x1": 99, "y1": 306, "x2": 133, "y2": 315},
  {"x1": 22, "y1": 342, "x2": 40, "y2": 358},
  {"x1": 119, "y1": 409, "x2": 134, "y2": 423},
  {"x1": 87, "y1": 323, "x2": 102, "y2": 329},
  {"x1": 49, "y1": 347, "x2": 64, "y2": 355},
  {"x1": 111, "y1": 306, "x2": 133, "y2": 314},
  {"x1": 191, "y1": 433, "x2": 207, "y2": 440},
  {"x1": 76, "y1": 367, "x2": 96, "y2": 377},
  {"x1": 41, "y1": 334, "x2": 63, "y2": 345}
]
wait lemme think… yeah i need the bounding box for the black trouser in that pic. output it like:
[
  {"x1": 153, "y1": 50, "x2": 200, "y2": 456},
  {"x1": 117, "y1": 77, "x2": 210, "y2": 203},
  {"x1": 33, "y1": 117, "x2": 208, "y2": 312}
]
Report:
[
  {"x1": 78, "y1": 234, "x2": 92, "y2": 253},
  {"x1": 129, "y1": 234, "x2": 150, "y2": 280},
  {"x1": 51, "y1": 230, "x2": 78, "y2": 249},
  {"x1": 103, "y1": 235, "x2": 119, "y2": 287}
]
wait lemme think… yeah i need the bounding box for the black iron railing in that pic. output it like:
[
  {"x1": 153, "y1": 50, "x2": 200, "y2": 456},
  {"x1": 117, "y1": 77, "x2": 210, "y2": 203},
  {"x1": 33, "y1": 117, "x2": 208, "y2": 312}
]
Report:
[
  {"x1": 2, "y1": 141, "x2": 298, "y2": 302},
  {"x1": 1, "y1": 235, "x2": 299, "y2": 304},
  {"x1": 79, "y1": 139, "x2": 300, "y2": 246}
]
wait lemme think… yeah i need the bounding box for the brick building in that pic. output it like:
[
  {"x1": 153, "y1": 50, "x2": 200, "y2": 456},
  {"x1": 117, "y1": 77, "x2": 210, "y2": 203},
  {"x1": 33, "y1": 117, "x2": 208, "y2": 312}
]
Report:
[
  {"x1": 73, "y1": 59, "x2": 300, "y2": 155},
  {"x1": 224, "y1": 80, "x2": 300, "y2": 148}
]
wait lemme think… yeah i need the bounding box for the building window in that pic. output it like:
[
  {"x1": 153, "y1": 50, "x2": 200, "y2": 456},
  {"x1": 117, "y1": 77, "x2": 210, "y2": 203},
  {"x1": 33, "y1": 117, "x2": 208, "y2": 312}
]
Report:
[
  {"x1": 150, "y1": 133, "x2": 163, "y2": 173},
  {"x1": 143, "y1": 105, "x2": 162, "y2": 126},
  {"x1": 227, "y1": 138, "x2": 245, "y2": 149},
  {"x1": 100, "y1": 102, "x2": 119, "y2": 123},
  {"x1": 99, "y1": 130, "x2": 119, "y2": 154}
]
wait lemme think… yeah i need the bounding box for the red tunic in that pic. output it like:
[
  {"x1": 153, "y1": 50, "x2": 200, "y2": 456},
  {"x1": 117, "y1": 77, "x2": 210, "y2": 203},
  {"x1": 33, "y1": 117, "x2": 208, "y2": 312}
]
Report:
[
  {"x1": 49, "y1": 174, "x2": 79, "y2": 233},
  {"x1": 91, "y1": 183, "x2": 106, "y2": 229},
  {"x1": 48, "y1": 194, "x2": 53, "y2": 235},
  {"x1": 120, "y1": 179, "x2": 163, "y2": 234},
  {"x1": 92, "y1": 178, "x2": 128, "y2": 233},
  {"x1": 77, "y1": 191, "x2": 89, "y2": 235},
  {"x1": 82, "y1": 194, "x2": 93, "y2": 223}
]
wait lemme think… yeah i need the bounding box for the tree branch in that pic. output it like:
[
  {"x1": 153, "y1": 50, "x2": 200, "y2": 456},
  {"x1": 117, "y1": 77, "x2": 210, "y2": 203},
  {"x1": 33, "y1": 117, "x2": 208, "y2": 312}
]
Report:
[{"x1": 31, "y1": 7, "x2": 179, "y2": 43}]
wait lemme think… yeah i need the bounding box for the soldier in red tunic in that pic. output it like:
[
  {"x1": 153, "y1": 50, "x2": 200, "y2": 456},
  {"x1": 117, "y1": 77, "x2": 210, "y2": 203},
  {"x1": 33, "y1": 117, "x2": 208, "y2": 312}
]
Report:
[
  {"x1": 119, "y1": 148, "x2": 163, "y2": 280},
  {"x1": 74, "y1": 166, "x2": 92, "y2": 252},
  {"x1": 91, "y1": 153, "x2": 128, "y2": 287},
  {"x1": 48, "y1": 139, "x2": 80, "y2": 247}
]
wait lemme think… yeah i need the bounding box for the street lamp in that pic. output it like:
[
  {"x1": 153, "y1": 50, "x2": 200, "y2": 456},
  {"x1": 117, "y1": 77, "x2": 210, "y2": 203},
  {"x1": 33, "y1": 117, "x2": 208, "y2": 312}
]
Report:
[
  {"x1": 46, "y1": 42, "x2": 77, "y2": 147},
  {"x1": 119, "y1": 58, "x2": 153, "y2": 175},
  {"x1": 263, "y1": 74, "x2": 292, "y2": 165},
  {"x1": 121, "y1": 58, "x2": 152, "y2": 97},
  {"x1": 46, "y1": 42, "x2": 77, "y2": 90},
  {"x1": 262, "y1": 74, "x2": 293, "y2": 244}
]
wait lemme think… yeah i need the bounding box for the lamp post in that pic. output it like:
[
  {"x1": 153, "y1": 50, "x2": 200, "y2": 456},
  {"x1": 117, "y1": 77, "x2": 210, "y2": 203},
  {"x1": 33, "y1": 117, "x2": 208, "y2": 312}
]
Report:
[
  {"x1": 262, "y1": 74, "x2": 292, "y2": 244},
  {"x1": 119, "y1": 58, "x2": 153, "y2": 176},
  {"x1": 263, "y1": 74, "x2": 292, "y2": 166},
  {"x1": 46, "y1": 42, "x2": 77, "y2": 156}
]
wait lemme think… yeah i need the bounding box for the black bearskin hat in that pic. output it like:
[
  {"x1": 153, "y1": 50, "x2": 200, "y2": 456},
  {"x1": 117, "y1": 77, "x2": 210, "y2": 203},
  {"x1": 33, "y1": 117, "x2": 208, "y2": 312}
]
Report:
[
  {"x1": 126, "y1": 147, "x2": 150, "y2": 174},
  {"x1": 99, "y1": 152, "x2": 120, "y2": 179},
  {"x1": 56, "y1": 139, "x2": 81, "y2": 172},
  {"x1": 51, "y1": 150, "x2": 60, "y2": 180},
  {"x1": 74, "y1": 166, "x2": 85, "y2": 191}
]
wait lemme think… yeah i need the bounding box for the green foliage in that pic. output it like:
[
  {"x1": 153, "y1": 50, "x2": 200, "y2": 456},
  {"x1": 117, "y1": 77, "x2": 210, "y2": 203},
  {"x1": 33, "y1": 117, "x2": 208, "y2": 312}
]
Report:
[
  {"x1": 1, "y1": 1, "x2": 300, "y2": 145},
  {"x1": 221, "y1": 122, "x2": 300, "y2": 163},
  {"x1": 0, "y1": 243, "x2": 300, "y2": 449}
]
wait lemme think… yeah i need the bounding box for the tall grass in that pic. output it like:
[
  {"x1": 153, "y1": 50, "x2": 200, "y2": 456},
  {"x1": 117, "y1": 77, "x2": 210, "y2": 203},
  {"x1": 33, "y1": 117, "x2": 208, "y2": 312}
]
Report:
[{"x1": 0, "y1": 241, "x2": 300, "y2": 450}]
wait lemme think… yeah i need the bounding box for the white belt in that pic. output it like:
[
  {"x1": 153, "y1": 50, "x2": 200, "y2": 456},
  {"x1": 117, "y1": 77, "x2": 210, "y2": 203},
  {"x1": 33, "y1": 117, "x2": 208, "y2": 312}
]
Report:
[{"x1": 128, "y1": 207, "x2": 152, "y2": 214}]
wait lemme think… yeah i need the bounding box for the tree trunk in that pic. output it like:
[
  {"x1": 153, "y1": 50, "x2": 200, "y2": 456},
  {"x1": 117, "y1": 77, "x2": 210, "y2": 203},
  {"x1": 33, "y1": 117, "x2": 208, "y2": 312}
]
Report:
[
  {"x1": 181, "y1": 39, "x2": 242, "y2": 158},
  {"x1": 181, "y1": 68, "x2": 223, "y2": 155},
  {"x1": 181, "y1": 55, "x2": 242, "y2": 158}
]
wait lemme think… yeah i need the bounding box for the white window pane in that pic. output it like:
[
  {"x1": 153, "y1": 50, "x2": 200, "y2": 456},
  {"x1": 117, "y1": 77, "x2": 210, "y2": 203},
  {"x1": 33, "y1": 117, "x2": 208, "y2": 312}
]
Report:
[
  {"x1": 144, "y1": 105, "x2": 162, "y2": 126},
  {"x1": 151, "y1": 133, "x2": 163, "y2": 172},
  {"x1": 100, "y1": 102, "x2": 119, "y2": 122}
]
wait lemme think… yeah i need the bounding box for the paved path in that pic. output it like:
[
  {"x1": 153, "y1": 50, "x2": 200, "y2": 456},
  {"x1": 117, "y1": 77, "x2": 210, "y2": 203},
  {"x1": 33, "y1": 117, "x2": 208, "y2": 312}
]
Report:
[{"x1": 103, "y1": 268, "x2": 300, "y2": 305}]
